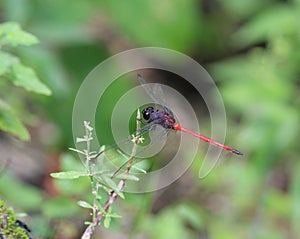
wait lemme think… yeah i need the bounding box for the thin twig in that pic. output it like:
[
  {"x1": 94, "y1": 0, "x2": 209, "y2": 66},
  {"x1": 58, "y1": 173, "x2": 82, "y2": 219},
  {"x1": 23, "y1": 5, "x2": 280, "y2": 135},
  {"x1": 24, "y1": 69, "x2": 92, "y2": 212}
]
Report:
[
  {"x1": 83, "y1": 121, "x2": 97, "y2": 222},
  {"x1": 81, "y1": 110, "x2": 141, "y2": 239}
]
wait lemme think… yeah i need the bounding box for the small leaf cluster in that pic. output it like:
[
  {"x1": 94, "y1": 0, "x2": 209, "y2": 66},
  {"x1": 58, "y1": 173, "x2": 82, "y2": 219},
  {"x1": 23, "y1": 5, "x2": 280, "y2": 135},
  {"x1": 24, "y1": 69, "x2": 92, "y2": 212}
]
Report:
[
  {"x1": 0, "y1": 22, "x2": 52, "y2": 140},
  {"x1": 51, "y1": 121, "x2": 125, "y2": 228}
]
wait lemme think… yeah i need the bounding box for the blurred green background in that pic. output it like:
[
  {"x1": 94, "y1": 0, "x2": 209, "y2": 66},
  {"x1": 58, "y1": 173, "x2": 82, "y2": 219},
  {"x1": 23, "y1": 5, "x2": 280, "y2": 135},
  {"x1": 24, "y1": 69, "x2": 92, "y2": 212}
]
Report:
[{"x1": 1, "y1": 0, "x2": 300, "y2": 238}]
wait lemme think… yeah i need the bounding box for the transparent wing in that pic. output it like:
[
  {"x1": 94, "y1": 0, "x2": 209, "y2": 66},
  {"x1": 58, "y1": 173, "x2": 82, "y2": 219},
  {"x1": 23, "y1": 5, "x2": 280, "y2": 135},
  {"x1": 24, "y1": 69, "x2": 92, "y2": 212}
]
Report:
[
  {"x1": 137, "y1": 74, "x2": 173, "y2": 116},
  {"x1": 110, "y1": 126, "x2": 172, "y2": 177},
  {"x1": 95, "y1": 121, "x2": 155, "y2": 158}
]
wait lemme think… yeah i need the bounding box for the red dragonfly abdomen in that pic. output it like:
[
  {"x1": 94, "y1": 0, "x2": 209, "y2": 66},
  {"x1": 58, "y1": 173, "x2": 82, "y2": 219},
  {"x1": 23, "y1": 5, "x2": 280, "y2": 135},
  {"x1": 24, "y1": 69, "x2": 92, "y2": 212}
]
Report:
[{"x1": 173, "y1": 123, "x2": 243, "y2": 155}]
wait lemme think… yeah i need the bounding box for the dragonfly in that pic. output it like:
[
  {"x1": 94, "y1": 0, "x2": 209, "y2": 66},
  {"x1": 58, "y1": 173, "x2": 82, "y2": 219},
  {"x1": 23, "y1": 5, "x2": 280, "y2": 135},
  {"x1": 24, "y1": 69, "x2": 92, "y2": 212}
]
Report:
[
  {"x1": 95, "y1": 74, "x2": 242, "y2": 171},
  {"x1": 141, "y1": 106, "x2": 242, "y2": 155}
]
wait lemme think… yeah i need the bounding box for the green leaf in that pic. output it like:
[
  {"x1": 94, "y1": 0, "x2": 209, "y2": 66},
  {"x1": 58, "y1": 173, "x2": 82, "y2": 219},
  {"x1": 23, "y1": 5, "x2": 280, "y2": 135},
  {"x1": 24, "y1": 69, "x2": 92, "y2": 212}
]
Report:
[
  {"x1": 0, "y1": 99, "x2": 30, "y2": 140},
  {"x1": 77, "y1": 200, "x2": 93, "y2": 209},
  {"x1": 101, "y1": 175, "x2": 125, "y2": 199},
  {"x1": 97, "y1": 204, "x2": 106, "y2": 215},
  {"x1": 8, "y1": 63, "x2": 52, "y2": 95},
  {"x1": 68, "y1": 147, "x2": 86, "y2": 155},
  {"x1": 50, "y1": 171, "x2": 88, "y2": 179},
  {"x1": 0, "y1": 51, "x2": 18, "y2": 76},
  {"x1": 103, "y1": 208, "x2": 112, "y2": 228},
  {"x1": 0, "y1": 22, "x2": 39, "y2": 47},
  {"x1": 103, "y1": 215, "x2": 111, "y2": 228},
  {"x1": 115, "y1": 173, "x2": 140, "y2": 181},
  {"x1": 132, "y1": 164, "x2": 147, "y2": 174},
  {"x1": 117, "y1": 191, "x2": 125, "y2": 199},
  {"x1": 101, "y1": 174, "x2": 119, "y2": 192},
  {"x1": 107, "y1": 213, "x2": 122, "y2": 219},
  {"x1": 76, "y1": 137, "x2": 87, "y2": 143}
]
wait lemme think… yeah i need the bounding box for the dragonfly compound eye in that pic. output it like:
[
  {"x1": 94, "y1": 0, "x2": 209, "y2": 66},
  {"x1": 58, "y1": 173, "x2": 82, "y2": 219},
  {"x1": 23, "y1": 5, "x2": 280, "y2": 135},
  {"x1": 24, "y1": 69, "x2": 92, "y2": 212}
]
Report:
[{"x1": 142, "y1": 107, "x2": 154, "y2": 121}]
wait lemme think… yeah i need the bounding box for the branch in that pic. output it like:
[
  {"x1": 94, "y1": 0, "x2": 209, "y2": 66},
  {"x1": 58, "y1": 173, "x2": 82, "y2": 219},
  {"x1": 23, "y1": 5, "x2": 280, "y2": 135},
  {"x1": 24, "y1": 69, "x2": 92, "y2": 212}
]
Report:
[{"x1": 81, "y1": 110, "x2": 141, "y2": 239}]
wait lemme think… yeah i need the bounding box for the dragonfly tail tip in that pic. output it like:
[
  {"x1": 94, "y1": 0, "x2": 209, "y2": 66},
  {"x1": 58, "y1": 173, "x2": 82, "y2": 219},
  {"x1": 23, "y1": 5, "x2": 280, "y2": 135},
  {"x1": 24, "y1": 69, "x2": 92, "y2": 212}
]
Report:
[{"x1": 233, "y1": 149, "x2": 243, "y2": 155}]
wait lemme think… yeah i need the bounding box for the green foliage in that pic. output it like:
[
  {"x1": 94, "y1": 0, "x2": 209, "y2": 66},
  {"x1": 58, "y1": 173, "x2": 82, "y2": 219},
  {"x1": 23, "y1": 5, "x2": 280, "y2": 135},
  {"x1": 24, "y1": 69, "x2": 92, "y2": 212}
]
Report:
[
  {"x1": 0, "y1": 173, "x2": 44, "y2": 210},
  {"x1": 0, "y1": 1, "x2": 300, "y2": 238},
  {"x1": 0, "y1": 199, "x2": 31, "y2": 239},
  {"x1": 0, "y1": 22, "x2": 38, "y2": 47},
  {"x1": 53, "y1": 153, "x2": 90, "y2": 196},
  {"x1": 51, "y1": 120, "x2": 142, "y2": 237},
  {"x1": 0, "y1": 99, "x2": 29, "y2": 140},
  {"x1": 8, "y1": 63, "x2": 51, "y2": 95},
  {"x1": 51, "y1": 171, "x2": 89, "y2": 179},
  {"x1": 98, "y1": 0, "x2": 200, "y2": 53},
  {"x1": 0, "y1": 21, "x2": 51, "y2": 140},
  {"x1": 77, "y1": 200, "x2": 93, "y2": 209},
  {"x1": 211, "y1": 2, "x2": 300, "y2": 172},
  {"x1": 231, "y1": 4, "x2": 299, "y2": 48},
  {"x1": 139, "y1": 204, "x2": 204, "y2": 239}
]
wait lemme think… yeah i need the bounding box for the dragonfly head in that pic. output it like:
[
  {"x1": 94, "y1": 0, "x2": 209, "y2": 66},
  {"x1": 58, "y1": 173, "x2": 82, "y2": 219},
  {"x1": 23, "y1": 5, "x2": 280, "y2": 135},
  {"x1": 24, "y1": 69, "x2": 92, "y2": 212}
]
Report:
[{"x1": 142, "y1": 106, "x2": 154, "y2": 121}]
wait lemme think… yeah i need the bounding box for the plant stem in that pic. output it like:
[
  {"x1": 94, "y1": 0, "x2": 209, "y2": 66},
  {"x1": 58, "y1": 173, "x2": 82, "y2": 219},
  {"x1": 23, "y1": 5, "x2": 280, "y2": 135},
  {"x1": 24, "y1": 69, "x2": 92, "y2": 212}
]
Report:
[
  {"x1": 83, "y1": 121, "x2": 98, "y2": 221},
  {"x1": 81, "y1": 110, "x2": 141, "y2": 239}
]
